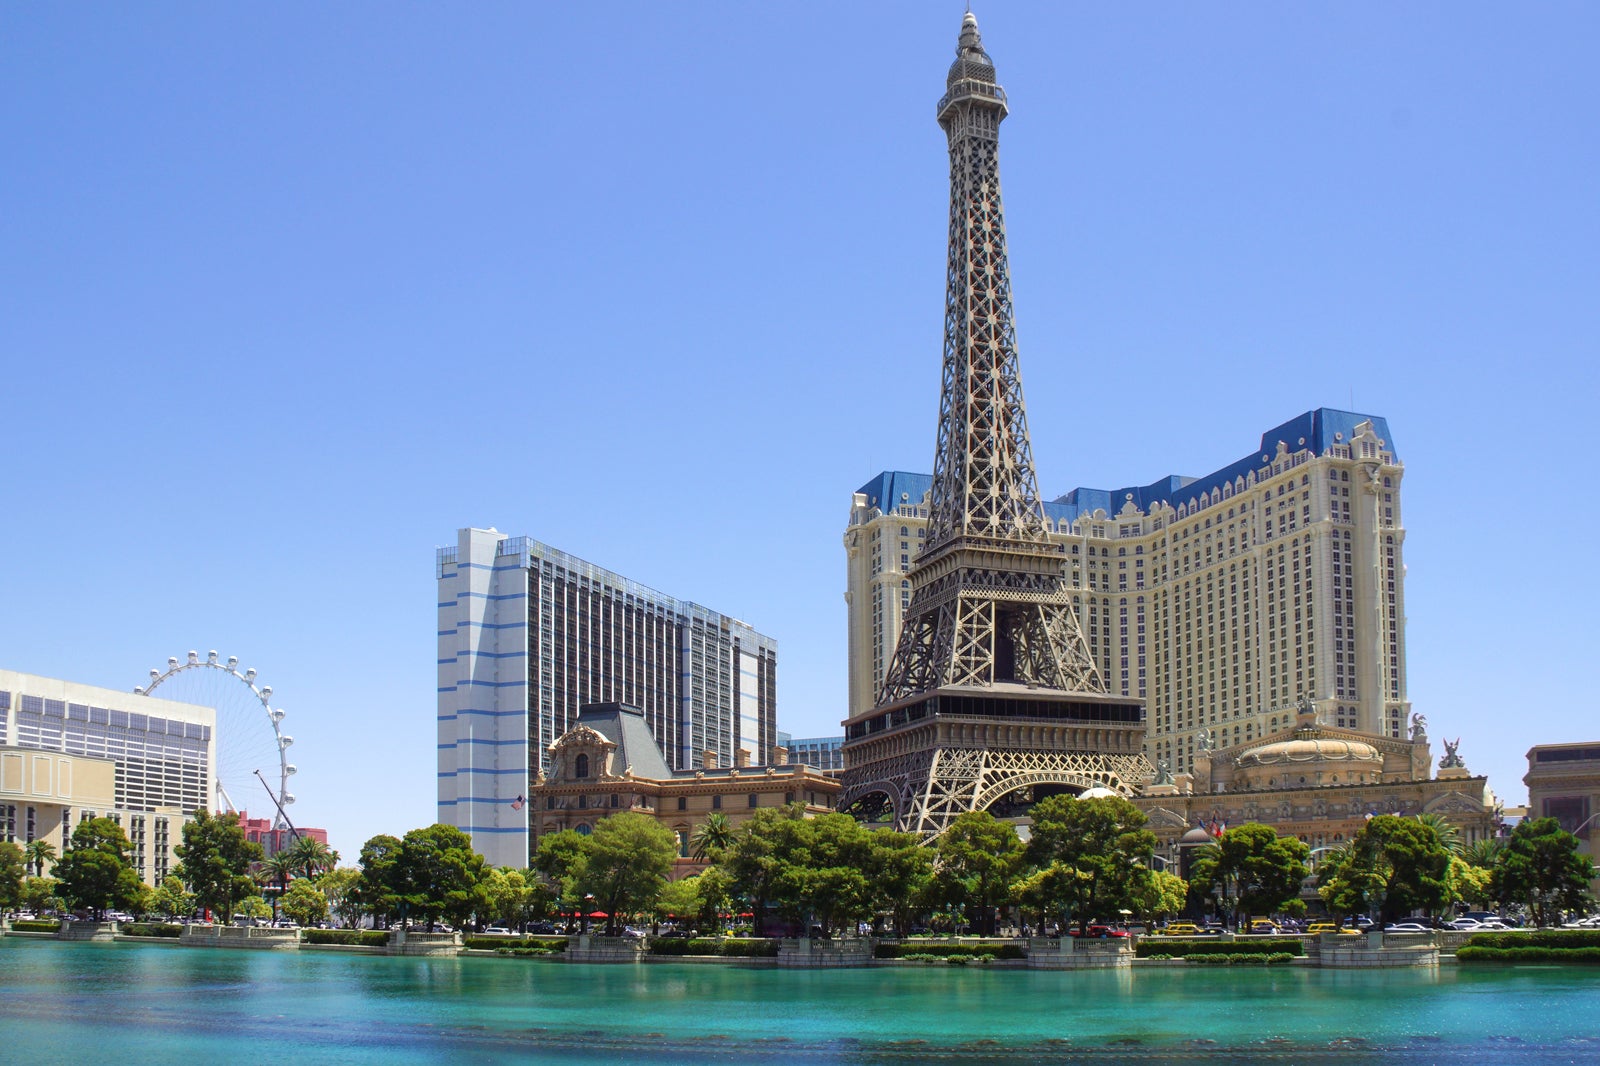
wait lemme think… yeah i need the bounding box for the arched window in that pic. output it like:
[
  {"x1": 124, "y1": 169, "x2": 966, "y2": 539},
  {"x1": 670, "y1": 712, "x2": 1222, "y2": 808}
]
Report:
[{"x1": 575, "y1": 753, "x2": 590, "y2": 779}]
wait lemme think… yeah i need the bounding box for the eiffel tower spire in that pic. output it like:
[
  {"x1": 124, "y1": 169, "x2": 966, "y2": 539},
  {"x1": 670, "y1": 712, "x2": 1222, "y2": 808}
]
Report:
[
  {"x1": 840, "y1": 13, "x2": 1150, "y2": 836},
  {"x1": 879, "y1": 11, "x2": 1099, "y2": 702}
]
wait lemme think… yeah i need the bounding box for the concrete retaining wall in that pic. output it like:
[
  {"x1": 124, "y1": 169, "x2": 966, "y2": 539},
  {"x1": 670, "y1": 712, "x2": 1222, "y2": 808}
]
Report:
[
  {"x1": 777, "y1": 938, "x2": 872, "y2": 968},
  {"x1": 1026, "y1": 936, "x2": 1133, "y2": 969},
  {"x1": 180, "y1": 925, "x2": 302, "y2": 950},
  {"x1": 57, "y1": 921, "x2": 118, "y2": 942}
]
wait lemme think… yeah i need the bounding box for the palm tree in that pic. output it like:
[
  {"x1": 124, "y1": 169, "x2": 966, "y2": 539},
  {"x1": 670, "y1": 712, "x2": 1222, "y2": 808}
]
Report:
[
  {"x1": 691, "y1": 813, "x2": 735, "y2": 862},
  {"x1": 287, "y1": 836, "x2": 337, "y2": 881},
  {"x1": 23, "y1": 839, "x2": 56, "y2": 878},
  {"x1": 257, "y1": 853, "x2": 298, "y2": 920},
  {"x1": 1414, "y1": 813, "x2": 1462, "y2": 856},
  {"x1": 1460, "y1": 838, "x2": 1503, "y2": 871}
]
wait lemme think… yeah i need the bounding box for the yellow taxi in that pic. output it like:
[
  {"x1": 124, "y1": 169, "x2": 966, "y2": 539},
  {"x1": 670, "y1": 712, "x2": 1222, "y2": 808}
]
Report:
[{"x1": 1158, "y1": 922, "x2": 1203, "y2": 936}]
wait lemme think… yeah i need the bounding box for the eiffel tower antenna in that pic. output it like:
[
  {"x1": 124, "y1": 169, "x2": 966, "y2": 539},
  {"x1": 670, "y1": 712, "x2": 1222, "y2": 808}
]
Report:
[{"x1": 840, "y1": 11, "x2": 1152, "y2": 836}]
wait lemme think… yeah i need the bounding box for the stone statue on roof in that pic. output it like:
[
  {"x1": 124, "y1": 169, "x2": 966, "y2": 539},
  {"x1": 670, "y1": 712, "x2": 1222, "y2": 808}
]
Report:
[
  {"x1": 1440, "y1": 737, "x2": 1464, "y2": 770},
  {"x1": 1410, "y1": 712, "x2": 1428, "y2": 741},
  {"x1": 1196, "y1": 728, "x2": 1215, "y2": 753},
  {"x1": 1154, "y1": 757, "x2": 1173, "y2": 786}
]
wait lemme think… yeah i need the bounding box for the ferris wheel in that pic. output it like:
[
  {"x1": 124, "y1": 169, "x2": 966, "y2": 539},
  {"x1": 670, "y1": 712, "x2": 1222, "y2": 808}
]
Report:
[{"x1": 135, "y1": 650, "x2": 296, "y2": 826}]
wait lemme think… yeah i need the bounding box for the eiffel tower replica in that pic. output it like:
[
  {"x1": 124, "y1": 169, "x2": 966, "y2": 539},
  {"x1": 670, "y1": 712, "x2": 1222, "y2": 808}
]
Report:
[{"x1": 840, "y1": 12, "x2": 1152, "y2": 837}]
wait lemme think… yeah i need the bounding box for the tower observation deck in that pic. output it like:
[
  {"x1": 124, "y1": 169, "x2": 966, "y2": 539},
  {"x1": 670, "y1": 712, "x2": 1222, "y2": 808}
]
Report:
[{"x1": 839, "y1": 13, "x2": 1152, "y2": 836}]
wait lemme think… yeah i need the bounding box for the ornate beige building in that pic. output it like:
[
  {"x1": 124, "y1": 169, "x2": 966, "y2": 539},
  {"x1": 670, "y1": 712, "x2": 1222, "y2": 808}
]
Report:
[
  {"x1": 847, "y1": 412, "x2": 1407, "y2": 781},
  {"x1": 528, "y1": 703, "x2": 839, "y2": 877},
  {"x1": 1134, "y1": 704, "x2": 1498, "y2": 861}
]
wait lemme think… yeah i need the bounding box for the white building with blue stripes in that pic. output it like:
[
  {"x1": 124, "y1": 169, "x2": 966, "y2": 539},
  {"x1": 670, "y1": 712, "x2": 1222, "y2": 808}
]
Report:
[{"x1": 436, "y1": 528, "x2": 777, "y2": 867}]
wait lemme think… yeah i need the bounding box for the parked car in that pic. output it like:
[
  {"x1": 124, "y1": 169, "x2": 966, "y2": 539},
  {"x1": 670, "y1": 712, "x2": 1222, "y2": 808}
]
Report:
[
  {"x1": 483, "y1": 926, "x2": 512, "y2": 935},
  {"x1": 1305, "y1": 921, "x2": 1339, "y2": 935},
  {"x1": 1248, "y1": 920, "x2": 1281, "y2": 935},
  {"x1": 1384, "y1": 922, "x2": 1430, "y2": 933},
  {"x1": 1447, "y1": 918, "x2": 1483, "y2": 931},
  {"x1": 1068, "y1": 925, "x2": 1129, "y2": 939},
  {"x1": 1157, "y1": 922, "x2": 1203, "y2": 937}
]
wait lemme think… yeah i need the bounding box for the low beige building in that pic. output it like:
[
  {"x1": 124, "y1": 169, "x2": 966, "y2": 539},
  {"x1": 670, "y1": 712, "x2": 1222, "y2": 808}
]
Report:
[
  {"x1": 528, "y1": 703, "x2": 840, "y2": 876},
  {"x1": 1524, "y1": 742, "x2": 1600, "y2": 891},
  {"x1": 1135, "y1": 704, "x2": 1498, "y2": 872}
]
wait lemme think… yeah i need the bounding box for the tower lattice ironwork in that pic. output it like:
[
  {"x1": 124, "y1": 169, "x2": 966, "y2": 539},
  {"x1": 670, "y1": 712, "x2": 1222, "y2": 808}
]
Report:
[{"x1": 840, "y1": 13, "x2": 1151, "y2": 837}]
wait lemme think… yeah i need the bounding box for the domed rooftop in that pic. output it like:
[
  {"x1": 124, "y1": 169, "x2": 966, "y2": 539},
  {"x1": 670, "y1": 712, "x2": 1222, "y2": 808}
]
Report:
[
  {"x1": 1236, "y1": 736, "x2": 1382, "y2": 768},
  {"x1": 1180, "y1": 826, "x2": 1215, "y2": 845}
]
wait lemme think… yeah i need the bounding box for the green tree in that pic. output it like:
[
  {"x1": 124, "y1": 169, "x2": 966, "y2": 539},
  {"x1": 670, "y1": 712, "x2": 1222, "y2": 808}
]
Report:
[
  {"x1": 20, "y1": 876, "x2": 61, "y2": 915},
  {"x1": 653, "y1": 875, "x2": 702, "y2": 924},
  {"x1": 932, "y1": 809, "x2": 1024, "y2": 935},
  {"x1": 173, "y1": 809, "x2": 264, "y2": 924},
  {"x1": 481, "y1": 866, "x2": 539, "y2": 930},
  {"x1": 236, "y1": 895, "x2": 272, "y2": 922},
  {"x1": 690, "y1": 812, "x2": 736, "y2": 863},
  {"x1": 1447, "y1": 856, "x2": 1494, "y2": 910},
  {"x1": 688, "y1": 866, "x2": 732, "y2": 933},
  {"x1": 1491, "y1": 817, "x2": 1596, "y2": 926},
  {"x1": 722, "y1": 805, "x2": 814, "y2": 932},
  {"x1": 0, "y1": 841, "x2": 26, "y2": 911},
  {"x1": 532, "y1": 829, "x2": 592, "y2": 930},
  {"x1": 1318, "y1": 814, "x2": 1451, "y2": 924},
  {"x1": 53, "y1": 817, "x2": 142, "y2": 920},
  {"x1": 149, "y1": 875, "x2": 195, "y2": 919},
  {"x1": 789, "y1": 813, "x2": 877, "y2": 937},
  {"x1": 316, "y1": 866, "x2": 364, "y2": 929},
  {"x1": 575, "y1": 812, "x2": 677, "y2": 935},
  {"x1": 1189, "y1": 823, "x2": 1309, "y2": 928},
  {"x1": 23, "y1": 839, "x2": 56, "y2": 878},
  {"x1": 281, "y1": 878, "x2": 330, "y2": 927},
  {"x1": 1131, "y1": 868, "x2": 1189, "y2": 923},
  {"x1": 355, "y1": 835, "x2": 405, "y2": 927},
  {"x1": 1025, "y1": 795, "x2": 1157, "y2": 935},
  {"x1": 867, "y1": 828, "x2": 934, "y2": 937},
  {"x1": 396, "y1": 824, "x2": 488, "y2": 931}
]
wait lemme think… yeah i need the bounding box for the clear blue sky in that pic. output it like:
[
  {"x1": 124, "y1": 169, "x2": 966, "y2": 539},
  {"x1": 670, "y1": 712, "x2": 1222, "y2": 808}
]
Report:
[{"x1": 3, "y1": 3, "x2": 1596, "y2": 859}]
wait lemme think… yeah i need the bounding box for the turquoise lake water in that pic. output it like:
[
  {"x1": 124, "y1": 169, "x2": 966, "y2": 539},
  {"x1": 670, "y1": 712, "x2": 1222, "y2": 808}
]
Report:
[{"x1": 2, "y1": 939, "x2": 1599, "y2": 1064}]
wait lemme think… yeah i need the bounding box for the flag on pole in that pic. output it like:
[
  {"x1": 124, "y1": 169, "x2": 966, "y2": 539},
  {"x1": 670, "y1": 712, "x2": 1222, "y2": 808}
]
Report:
[{"x1": 510, "y1": 794, "x2": 525, "y2": 810}]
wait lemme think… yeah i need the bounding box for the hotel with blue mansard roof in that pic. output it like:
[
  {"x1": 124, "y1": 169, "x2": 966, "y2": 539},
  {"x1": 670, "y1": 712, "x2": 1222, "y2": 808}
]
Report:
[{"x1": 846, "y1": 409, "x2": 1407, "y2": 781}]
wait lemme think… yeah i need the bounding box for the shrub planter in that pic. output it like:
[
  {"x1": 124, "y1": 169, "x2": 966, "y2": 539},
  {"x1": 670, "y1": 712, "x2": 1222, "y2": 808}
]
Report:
[
  {"x1": 564, "y1": 934, "x2": 646, "y2": 963},
  {"x1": 777, "y1": 938, "x2": 871, "y2": 968},
  {"x1": 1027, "y1": 936, "x2": 1133, "y2": 970},
  {"x1": 57, "y1": 920, "x2": 119, "y2": 942},
  {"x1": 387, "y1": 929, "x2": 462, "y2": 956},
  {"x1": 1316, "y1": 931, "x2": 1438, "y2": 969}
]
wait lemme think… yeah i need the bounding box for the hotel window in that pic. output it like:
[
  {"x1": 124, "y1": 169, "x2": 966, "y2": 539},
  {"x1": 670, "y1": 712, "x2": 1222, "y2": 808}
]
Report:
[
  {"x1": 712, "y1": 795, "x2": 722, "y2": 810},
  {"x1": 748, "y1": 794, "x2": 759, "y2": 808},
  {"x1": 677, "y1": 796, "x2": 687, "y2": 811}
]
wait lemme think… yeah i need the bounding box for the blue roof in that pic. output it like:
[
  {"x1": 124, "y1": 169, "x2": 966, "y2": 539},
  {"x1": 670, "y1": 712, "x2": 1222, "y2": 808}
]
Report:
[
  {"x1": 858, "y1": 409, "x2": 1394, "y2": 523},
  {"x1": 855, "y1": 471, "x2": 934, "y2": 513}
]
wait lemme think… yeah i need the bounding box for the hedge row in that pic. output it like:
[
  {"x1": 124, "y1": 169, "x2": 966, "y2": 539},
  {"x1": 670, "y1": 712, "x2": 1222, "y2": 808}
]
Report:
[
  {"x1": 875, "y1": 942, "x2": 1027, "y2": 960},
  {"x1": 1175, "y1": 952, "x2": 1296, "y2": 966},
  {"x1": 464, "y1": 935, "x2": 567, "y2": 952},
  {"x1": 1466, "y1": 930, "x2": 1600, "y2": 950},
  {"x1": 1458, "y1": 946, "x2": 1600, "y2": 964},
  {"x1": 1135, "y1": 938, "x2": 1302, "y2": 959},
  {"x1": 122, "y1": 923, "x2": 182, "y2": 938},
  {"x1": 304, "y1": 929, "x2": 391, "y2": 947},
  {"x1": 10, "y1": 920, "x2": 61, "y2": 933},
  {"x1": 900, "y1": 952, "x2": 999, "y2": 965},
  {"x1": 649, "y1": 938, "x2": 779, "y2": 957}
]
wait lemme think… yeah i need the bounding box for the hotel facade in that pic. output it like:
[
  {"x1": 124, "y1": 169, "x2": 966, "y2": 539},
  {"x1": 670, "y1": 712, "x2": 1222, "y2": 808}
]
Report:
[
  {"x1": 845, "y1": 409, "x2": 1406, "y2": 780},
  {"x1": 0, "y1": 669, "x2": 214, "y2": 886},
  {"x1": 436, "y1": 527, "x2": 779, "y2": 867}
]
